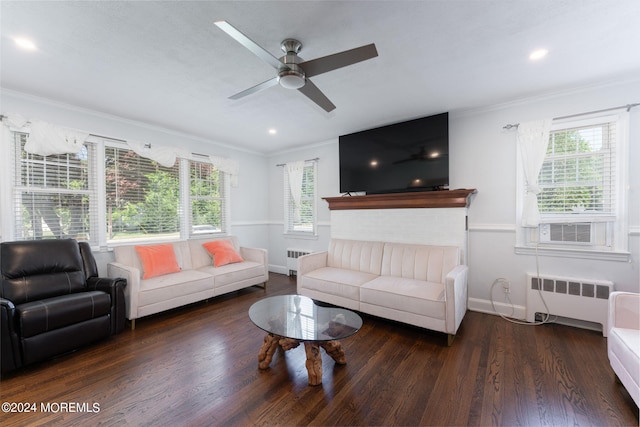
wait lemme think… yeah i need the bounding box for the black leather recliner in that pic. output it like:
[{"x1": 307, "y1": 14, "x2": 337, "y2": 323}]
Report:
[{"x1": 1, "y1": 239, "x2": 126, "y2": 374}]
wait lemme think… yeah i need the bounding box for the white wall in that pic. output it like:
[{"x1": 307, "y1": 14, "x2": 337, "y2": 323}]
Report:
[
  {"x1": 3, "y1": 77, "x2": 639, "y2": 316},
  {"x1": 330, "y1": 208, "x2": 469, "y2": 263},
  {"x1": 268, "y1": 78, "x2": 640, "y2": 317},
  {"x1": 451, "y1": 78, "x2": 640, "y2": 316}
]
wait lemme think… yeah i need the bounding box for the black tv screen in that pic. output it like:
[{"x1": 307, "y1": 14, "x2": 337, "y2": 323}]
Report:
[{"x1": 339, "y1": 112, "x2": 449, "y2": 194}]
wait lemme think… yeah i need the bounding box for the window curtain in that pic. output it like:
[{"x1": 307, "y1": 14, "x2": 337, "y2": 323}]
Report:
[
  {"x1": 518, "y1": 119, "x2": 552, "y2": 227},
  {"x1": 209, "y1": 155, "x2": 240, "y2": 187},
  {"x1": 126, "y1": 140, "x2": 189, "y2": 168},
  {"x1": 3, "y1": 114, "x2": 240, "y2": 186},
  {"x1": 286, "y1": 160, "x2": 306, "y2": 220},
  {"x1": 4, "y1": 114, "x2": 88, "y2": 156}
]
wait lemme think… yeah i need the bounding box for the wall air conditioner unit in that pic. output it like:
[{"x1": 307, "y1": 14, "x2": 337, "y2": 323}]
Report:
[{"x1": 539, "y1": 223, "x2": 592, "y2": 244}]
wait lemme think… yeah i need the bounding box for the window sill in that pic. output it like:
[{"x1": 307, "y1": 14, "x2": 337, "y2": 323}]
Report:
[
  {"x1": 514, "y1": 245, "x2": 630, "y2": 262},
  {"x1": 284, "y1": 232, "x2": 318, "y2": 240}
]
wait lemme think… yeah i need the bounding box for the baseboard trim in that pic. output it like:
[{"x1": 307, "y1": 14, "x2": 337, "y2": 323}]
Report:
[
  {"x1": 269, "y1": 264, "x2": 289, "y2": 276},
  {"x1": 468, "y1": 297, "x2": 527, "y2": 319}
]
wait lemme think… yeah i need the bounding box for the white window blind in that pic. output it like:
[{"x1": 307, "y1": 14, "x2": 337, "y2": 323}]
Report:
[
  {"x1": 284, "y1": 161, "x2": 316, "y2": 234},
  {"x1": 538, "y1": 119, "x2": 616, "y2": 222},
  {"x1": 105, "y1": 145, "x2": 180, "y2": 242},
  {"x1": 189, "y1": 159, "x2": 226, "y2": 235},
  {"x1": 13, "y1": 132, "x2": 98, "y2": 244}
]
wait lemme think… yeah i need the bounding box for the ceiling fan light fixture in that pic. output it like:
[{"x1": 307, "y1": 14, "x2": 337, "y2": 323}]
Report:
[{"x1": 278, "y1": 66, "x2": 305, "y2": 90}]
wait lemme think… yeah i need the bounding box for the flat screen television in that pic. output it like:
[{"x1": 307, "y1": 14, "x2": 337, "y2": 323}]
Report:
[{"x1": 339, "y1": 112, "x2": 449, "y2": 194}]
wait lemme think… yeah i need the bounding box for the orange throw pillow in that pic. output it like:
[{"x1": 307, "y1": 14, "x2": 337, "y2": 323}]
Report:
[
  {"x1": 202, "y1": 240, "x2": 243, "y2": 267},
  {"x1": 135, "y1": 244, "x2": 181, "y2": 279}
]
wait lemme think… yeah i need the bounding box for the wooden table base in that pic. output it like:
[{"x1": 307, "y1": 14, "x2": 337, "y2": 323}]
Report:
[{"x1": 257, "y1": 333, "x2": 347, "y2": 385}]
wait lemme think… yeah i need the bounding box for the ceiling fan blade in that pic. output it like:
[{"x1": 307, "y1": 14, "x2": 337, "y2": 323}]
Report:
[
  {"x1": 298, "y1": 80, "x2": 336, "y2": 112},
  {"x1": 300, "y1": 43, "x2": 378, "y2": 78},
  {"x1": 229, "y1": 77, "x2": 279, "y2": 100},
  {"x1": 214, "y1": 21, "x2": 285, "y2": 70}
]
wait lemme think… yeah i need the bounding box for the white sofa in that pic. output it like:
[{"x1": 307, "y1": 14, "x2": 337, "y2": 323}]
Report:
[
  {"x1": 297, "y1": 239, "x2": 468, "y2": 345},
  {"x1": 608, "y1": 291, "x2": 640, "y2": 407},
  {"x1": 107, "y1": 236, "x2": 267, "y2": 328}
]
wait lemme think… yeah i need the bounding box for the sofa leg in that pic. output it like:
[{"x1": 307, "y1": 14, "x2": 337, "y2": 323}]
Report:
[
  {"x1": 447, "y1": 334, "x2": 455, "y2": 346},
  {"x1": 130, "y1": 319, "x2": 136, "y2": 331}
]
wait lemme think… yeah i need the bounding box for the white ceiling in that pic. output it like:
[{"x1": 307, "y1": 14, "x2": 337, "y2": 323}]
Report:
[{"x1": 2, "y1": 1, "x2": 640, "y2": 154}]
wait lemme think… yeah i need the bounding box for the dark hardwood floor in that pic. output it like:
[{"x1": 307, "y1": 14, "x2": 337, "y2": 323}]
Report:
[{"x1": 1, "y1": 273, "x2": 637, "y2": 426}]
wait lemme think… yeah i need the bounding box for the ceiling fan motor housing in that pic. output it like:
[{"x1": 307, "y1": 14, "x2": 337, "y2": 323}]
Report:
[{"x1": 278, "y1": 39, "x2": 305, "y2": 89}]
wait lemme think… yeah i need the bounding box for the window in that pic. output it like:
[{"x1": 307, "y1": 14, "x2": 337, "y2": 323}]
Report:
[
  {"x1": 284, "y1": 161, "x2": 317, "y2": 235},
  {"x1": 6, "y1": 129, "x2": 230, "y2": 246},
  {"x1": 189, "y1": 159, "x2": 226, "y2": 236},
  {"x1": 12, "y1": 132, "x2": 98, "y2": 244},
  {"x1": 517, "y1": 112, "x2": 628, "y2": 258},
  {"x1": 539, "y1": 121, "x2": 616, "y2": 220},
  {"x1": 105, "y1": 145, "x2": 181, "y2": 243}
]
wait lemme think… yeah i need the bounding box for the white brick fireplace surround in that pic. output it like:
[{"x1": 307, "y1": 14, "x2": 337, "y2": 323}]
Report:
[{"x1": 324, "y1": 190, "x2": 476, "y2": 264}]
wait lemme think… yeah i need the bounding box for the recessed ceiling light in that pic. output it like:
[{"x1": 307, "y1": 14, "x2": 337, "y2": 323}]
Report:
[
  {"x1": 13, "y1": 37, "x2": 37, "y2": 51},
  {"x1": 268, "y1": 129, "x2": 277, "y2": 135},
  {"x1": 529, "y1": 48, "x2": 548, "y2": 61}
]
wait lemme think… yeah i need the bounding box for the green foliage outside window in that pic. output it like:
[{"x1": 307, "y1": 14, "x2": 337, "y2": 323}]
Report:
[
  {"x1": 538, "y1": 124, "x2": 610, "y2": 214},
  {"x1": 105, "y1": 148, "x2": 180, "y2": 240},
  {"x1": 190, "y1": 162, "x2": 223, "y2": 234}
]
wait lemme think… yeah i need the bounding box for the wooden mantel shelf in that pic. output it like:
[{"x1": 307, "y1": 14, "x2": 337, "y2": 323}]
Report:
[{"x1": 323, "y1": 189, "x2": 477, "y2": 210}]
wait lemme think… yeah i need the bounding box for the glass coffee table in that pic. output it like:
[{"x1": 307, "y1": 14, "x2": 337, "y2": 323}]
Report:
[{"x1": 248, "y1": 295, "x2": 363, "y2": 385}]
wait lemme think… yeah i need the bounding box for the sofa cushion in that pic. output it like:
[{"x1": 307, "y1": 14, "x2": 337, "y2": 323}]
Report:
[
  {"x1": 138, "y1": 270, "x2": 213, "y2": 306},
  {"x1": 361, "y1": 276, "x2": 446, "y2": 320},
  {"x1": 202, "y1": 240, "x2": 244, "y2": 267},
  {"x1": 17, "y1": 291, "x2": 111, "y2": 338},
  {"x1": 381, "y1": 243, "x2": 460, "y2": 284},
  {"x1": 301, "y1": 267, "x2": 378, "y2": 301},
  {"x1": 186, "y1": 237, "x2": 241, "y2": 270},
  {"x1": 199, "y1": 261, "x2": 264, "y2": 287},
  {"x1": 135, "y1": 244, "x2": 181, "y2": 279},
  {"x1": 114, "y1": 241, "x2": 192, "y2": 278},
  {"x1": 327, "y1": 239, "x2": 384, "y2": 275}
]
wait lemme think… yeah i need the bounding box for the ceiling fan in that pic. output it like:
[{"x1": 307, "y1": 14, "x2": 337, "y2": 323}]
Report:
[{"x1": 214, "y1": 21, "x2": 378, "y2": 112}]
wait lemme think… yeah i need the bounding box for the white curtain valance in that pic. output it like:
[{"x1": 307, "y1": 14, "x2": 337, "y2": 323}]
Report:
[
  {"x1": 4, "y1": 114, "x2": 88, "y2": 156},
  {"x1": 209, "y1": 155, "x2": 240, "y2": 187},
  {"x1": 518, "y1": 119, "x2": 552, "y2": 227},
  {"x1": 4, "y1": 113, "x2": 240, "y2": 185},
  {"x1": 126, "y1": 140, "x2": 190, "y2": 168},
  {"x1": 3, "y1": 113, "x2": 29, "y2": 129}
]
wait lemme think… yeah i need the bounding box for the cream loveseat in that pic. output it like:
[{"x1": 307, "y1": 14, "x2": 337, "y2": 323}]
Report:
[
  {"x1": 608, "y1": 291, "x2": 640, "y2": 407},
  {"x1": 107, "y1": 236, "x2": 267, "y2": 328},
  {"x1": 297, "y1": 239, "x2": 468, "y2": 345}
]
